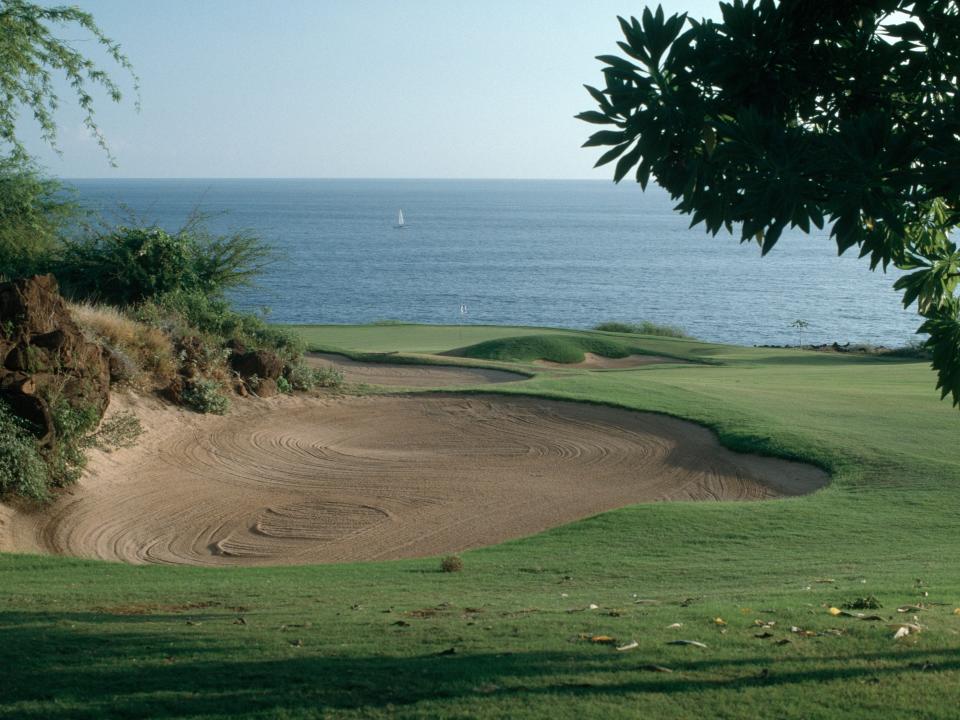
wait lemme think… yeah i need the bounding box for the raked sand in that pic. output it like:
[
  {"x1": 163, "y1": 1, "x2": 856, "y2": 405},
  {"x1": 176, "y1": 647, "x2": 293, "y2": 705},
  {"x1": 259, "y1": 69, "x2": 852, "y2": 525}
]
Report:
[{"x1": 0, "y1": 391, "x2": 828, "y2": 567}]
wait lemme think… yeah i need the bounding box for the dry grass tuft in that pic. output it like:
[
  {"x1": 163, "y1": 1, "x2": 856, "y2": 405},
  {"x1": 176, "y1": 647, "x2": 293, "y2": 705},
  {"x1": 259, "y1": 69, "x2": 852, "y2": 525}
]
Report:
[{"x1": 69, "y1": 302, "x2": 177, "y2": 389}]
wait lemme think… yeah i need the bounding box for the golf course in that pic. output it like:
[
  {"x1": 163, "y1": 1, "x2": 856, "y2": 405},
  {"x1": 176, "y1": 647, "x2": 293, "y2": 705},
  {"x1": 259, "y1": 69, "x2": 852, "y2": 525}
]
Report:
[{"x1": 2, "y1": 323, "x2": 958, "y2": 719}]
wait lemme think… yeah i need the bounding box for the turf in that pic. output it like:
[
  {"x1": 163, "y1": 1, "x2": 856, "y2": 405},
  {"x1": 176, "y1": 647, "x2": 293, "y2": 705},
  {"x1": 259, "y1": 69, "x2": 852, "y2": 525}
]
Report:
[{"x1": 2, "y1": 324, "x2": 959, "y2": 719}]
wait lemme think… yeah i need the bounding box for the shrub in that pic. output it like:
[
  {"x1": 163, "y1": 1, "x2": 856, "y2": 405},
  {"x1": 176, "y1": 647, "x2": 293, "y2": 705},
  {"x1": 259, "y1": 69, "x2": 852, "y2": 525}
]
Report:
[
  {"x1": 0, "y1": 401, "x2": 49, "y2": 500},
  {"x1": 0, "y1": 157, "x2": 80, "y2": 280},
  {"x1": 440, "y1": 555, "x2": 463, "y2": 573},
  {"x1": 45, "y1": 395, "x2": 101, "y2": 487},
  {"x1": 286, "y1": 363, "x2": 344, "y2": 391},
  {"x1": 182, "y1": 378, "x2": 230, "y2": 415},
  {"x1": 594, "y1": 321, "x2": 690, "y2": 338},
  {"x1": 91, "y1": 411, "x2": 143, "y2": 451},
  {"x1": 842, "y1": 596, "x2": 882, "y2": 610},
  {"x1": 276, "y1": 376, "x2": 291, "y2": 394},
  {"x1": 58, "y1": 224, "x2": 271, "y2": 306}
]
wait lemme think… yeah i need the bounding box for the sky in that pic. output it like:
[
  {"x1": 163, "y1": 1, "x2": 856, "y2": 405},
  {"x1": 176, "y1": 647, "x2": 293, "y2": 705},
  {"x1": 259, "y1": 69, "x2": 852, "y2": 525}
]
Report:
[{"x1": 17, "y1": 0, "x2": 721, "y2": 179}]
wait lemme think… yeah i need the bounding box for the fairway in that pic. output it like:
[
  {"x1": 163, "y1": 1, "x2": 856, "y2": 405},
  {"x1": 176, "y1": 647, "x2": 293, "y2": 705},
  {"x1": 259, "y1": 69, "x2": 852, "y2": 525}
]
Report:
[{"x1": 2, "y1": 324, "x2": 959, "y2": 719}]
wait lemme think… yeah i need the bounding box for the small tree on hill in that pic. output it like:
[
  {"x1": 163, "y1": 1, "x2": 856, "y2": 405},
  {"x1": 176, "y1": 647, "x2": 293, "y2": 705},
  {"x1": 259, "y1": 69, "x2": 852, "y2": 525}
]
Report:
[
  {"x1": 580, "y1": 1, "x2": 960, "y2": 406},
  {"x1": 791, "y1": 319, "x2": 809, "y2": 348}
]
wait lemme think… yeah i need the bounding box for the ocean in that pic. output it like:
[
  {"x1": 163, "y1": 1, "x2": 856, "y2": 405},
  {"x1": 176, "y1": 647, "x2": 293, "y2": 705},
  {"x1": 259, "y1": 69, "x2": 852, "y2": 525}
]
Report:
[{"x1": 67, "y1": 178, "x2": 921, "y2": 347}]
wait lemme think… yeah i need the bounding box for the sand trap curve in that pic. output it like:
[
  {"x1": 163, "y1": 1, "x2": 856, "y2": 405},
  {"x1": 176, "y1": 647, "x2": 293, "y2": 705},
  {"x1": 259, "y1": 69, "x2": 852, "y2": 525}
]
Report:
[
  {"x1": 536, "y1": 352, "x2": 690, "y2": 369},
  {"x1": 0, "y1": 393, "x2": 828, "y2": 567},
  {"x1": 305, "y1": 352, "x2": 525, "y2": 386}
]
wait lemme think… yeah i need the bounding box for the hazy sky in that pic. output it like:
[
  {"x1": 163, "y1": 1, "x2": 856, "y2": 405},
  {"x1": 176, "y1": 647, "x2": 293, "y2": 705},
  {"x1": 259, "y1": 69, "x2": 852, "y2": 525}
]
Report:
[{"x1": 19, "y1": 1, "x2": 721, "y2": 178}]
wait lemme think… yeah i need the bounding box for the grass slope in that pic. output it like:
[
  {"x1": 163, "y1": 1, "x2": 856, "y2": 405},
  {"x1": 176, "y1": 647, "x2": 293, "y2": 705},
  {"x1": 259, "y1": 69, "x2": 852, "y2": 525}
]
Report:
[
  {"x1": 2, "y1": 324, "x2": 959, "y2": 719},
  {"x1": 451, "y1": 333, "x2": 702, "y2": 364}
]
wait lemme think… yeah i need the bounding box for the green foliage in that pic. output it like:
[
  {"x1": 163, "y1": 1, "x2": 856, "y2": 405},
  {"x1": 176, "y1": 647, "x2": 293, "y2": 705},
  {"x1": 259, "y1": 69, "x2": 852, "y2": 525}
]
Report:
[
  {"x1": 286, "y1": 363, "x2": 344, "y2": 391},
  {"x1": 0, "y1": 400, "x2": 48, "y2": 500},
  {"x1": 0, "y1": 157, "x2": 79, "y2": 279},
  {"x1": 842, "y1": 595, "x2": 882, "y2": 611},
  {"x1": 45, "y1": 395, "x2": 101, "y2": 487},
  {"x1": 59, "y1": 226, "x2": 271, "y2": 307},
  {"x1": 182, "y1": 378, "x2": 230, "y2": 415},
  {"x1": 581, "y1": 2, "x2": 960, "y2": 405},
  {"x1": 276, "y1": 375, "x2": 291, "y2": 394},
  {"x1": 440, "y1": 555, "x2": 463, "y2": 573},
  {"x1": 90, "y1": 411, "x2": 143, "y2": 451},
  {"x1": 594, "y1": 320, "x2": 690, "y2": 338},
  {"x1": 0, "y1": 0, "x2": 138, "y2": 163}
]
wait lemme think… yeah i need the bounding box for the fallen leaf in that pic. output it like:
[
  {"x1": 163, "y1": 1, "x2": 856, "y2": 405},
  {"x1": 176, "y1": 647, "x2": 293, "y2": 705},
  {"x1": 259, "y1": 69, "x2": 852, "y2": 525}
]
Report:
[
  {"x1": 616, "y1": 641, "x2": 639, "y2": 652},
  {"x1": 828, "y1": 607, "x2": 843, "y2": 616},
  {"x1": 954, "y1": 608, "x2": 960, "y2": 616},
  {"x1": 667, "y1": 622, "x2": 683, "y2": 629},
  {"x1": 714, "y1": 617, "x2": 727, "y2": 626},
  {"x1": 890, "y1": 622, "x2": 922, "y2": 640},
  {"x1": 666, "y1": 640, "x2": 707, "y2": 648},
  {"x1": 588, "y1": 603, "x2": 599, "y2": 610}
]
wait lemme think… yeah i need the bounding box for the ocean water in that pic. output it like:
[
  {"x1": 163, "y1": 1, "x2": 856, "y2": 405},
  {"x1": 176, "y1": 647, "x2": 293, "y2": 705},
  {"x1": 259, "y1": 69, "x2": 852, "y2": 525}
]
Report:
[{"x1": 68, "y1": 178, "x2": 921, "y2": 347}]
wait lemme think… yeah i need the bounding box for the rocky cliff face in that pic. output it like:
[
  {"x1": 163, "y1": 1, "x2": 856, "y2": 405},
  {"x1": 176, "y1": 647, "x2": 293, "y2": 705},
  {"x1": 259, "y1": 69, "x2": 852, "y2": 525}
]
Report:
[{"x1": 0, "y1": 275, "x2": 110, "y2": 448}]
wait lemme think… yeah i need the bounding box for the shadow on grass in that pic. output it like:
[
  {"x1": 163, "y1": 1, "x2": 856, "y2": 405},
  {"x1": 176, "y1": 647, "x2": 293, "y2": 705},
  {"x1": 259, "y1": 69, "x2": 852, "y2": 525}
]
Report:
[{"x1": 2, "y1": 611, "x2": 958, "y2": 718}]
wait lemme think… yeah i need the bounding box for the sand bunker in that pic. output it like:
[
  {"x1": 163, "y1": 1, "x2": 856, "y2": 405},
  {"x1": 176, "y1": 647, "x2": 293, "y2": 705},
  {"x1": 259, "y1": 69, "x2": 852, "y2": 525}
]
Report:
[
  {"x1": 537, "y1": 352, "x2": 689, "y2": 369},
  {"x1": 0, "y1": 393, "x2": 827, "y2": 566},
  {"x1": 305, "y1": 352, "x2": 524, "y2": 386}
]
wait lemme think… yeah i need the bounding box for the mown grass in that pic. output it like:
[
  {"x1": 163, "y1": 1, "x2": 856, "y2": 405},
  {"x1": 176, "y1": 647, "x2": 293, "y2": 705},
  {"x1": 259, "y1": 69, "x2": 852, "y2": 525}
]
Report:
[{"x1": 2, "y1": 324, "x2": 959, "y2": 719}]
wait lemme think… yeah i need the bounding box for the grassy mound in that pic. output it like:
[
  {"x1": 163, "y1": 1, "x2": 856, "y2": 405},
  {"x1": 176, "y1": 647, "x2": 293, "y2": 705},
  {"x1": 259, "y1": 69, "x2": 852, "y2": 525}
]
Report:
[
  {"x1": 594, "y1": 320, "x2": 690, "y2": 338},
  {"x1": 453, "y1": 333, "x2": 689, "y2": 364}
]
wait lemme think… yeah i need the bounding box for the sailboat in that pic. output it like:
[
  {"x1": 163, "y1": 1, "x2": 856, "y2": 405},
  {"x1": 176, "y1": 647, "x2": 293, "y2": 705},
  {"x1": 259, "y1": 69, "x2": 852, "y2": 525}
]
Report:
[{"x1": 394, "y1": 209, "x2": 408, "y2": 229}]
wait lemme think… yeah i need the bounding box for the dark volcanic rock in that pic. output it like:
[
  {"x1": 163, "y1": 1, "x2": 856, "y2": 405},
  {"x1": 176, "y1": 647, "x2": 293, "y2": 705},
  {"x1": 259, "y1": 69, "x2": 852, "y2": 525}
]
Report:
[
  {"x1": 230, "y1": 349, "x2": 283, "y2": 381},
  {"x1": 0, "y1": 275, "x2": 110, "y2": 448}
]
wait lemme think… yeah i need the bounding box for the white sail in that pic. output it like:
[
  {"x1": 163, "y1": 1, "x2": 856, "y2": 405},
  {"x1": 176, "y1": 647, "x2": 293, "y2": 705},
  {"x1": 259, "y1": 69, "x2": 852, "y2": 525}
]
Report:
[{"x1": 397, "y1": 209, "x2": 405, "y2": 226}]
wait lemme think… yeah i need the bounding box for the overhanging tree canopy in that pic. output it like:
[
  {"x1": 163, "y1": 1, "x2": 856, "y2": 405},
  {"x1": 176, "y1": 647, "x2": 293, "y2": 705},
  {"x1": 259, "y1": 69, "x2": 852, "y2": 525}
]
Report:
[
  {"x1": 579, "y1": 0, "x2": 960, "y2": 405},
  {"x1": 0, "y1": 0, "x2": 138, "y2": 163}
]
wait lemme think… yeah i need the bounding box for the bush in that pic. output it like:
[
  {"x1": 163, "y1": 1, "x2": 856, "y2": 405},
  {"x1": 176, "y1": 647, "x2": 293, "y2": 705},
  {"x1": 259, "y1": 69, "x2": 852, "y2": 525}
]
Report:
[
  {"x1": 286, "y1": 363, "x2": 344, "y2": 391},
  {"x1": 45, "y1": 395, "x2": 101, "y2": 487},
  {"x1": 58, "y1": 224, "x2": 271, "y2": 306},
  {"x1": 182, "y1": 378, "x2": 230, "y2": 415},
  {"x1": 0, "y1": 157, "x2": 80, "y2": 280},
  {"x1": 594, "y1": 321, "x2": 690, "y2": 338},
  {"x1": 0, "y1": 401, "x2": 49, "y2": 500},
  {"x1": 276, "y1": 376, "x2": 291, "y2": 394},
  {"x1": 440, "y1": 555, "x2": 463, "y2": 573}
]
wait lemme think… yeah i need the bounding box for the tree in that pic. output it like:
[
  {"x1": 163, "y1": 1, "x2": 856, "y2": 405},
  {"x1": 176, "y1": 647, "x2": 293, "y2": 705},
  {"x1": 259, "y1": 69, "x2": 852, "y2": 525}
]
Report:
[
  {"x1": 0, "y1": 155, "x2": 79, "y2": 277},
  {"x1": 0, "y1": 0, "x2": 138, "y2": 163},
  {"x1": 791, "y1": 319, "x2": 809, "y2": 348},
  {"x1": 579, "y1": 1, "x2": 960, "y2": 405}
]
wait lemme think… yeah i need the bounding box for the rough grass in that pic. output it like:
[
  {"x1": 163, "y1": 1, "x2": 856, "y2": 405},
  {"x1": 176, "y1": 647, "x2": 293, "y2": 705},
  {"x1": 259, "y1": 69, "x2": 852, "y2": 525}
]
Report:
[
  {"x1": 2, "y1": 324, "x2": 959, "y2": 719},
  {"x1": 594, "y1": 320, "x2": 690, "y2": 338},
  {"x1": 69, "y1": 301, "x2": 176, "y2": 388},
  {"x1": 451, "y1": 333, "x2": 699, "y2": 365}
]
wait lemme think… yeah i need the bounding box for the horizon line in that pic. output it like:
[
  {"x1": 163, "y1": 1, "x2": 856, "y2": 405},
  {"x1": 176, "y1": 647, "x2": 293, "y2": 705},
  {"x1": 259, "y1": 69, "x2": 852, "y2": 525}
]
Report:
[{"x1": 59, "y1": 176, "x2": 612, "y2": 182}]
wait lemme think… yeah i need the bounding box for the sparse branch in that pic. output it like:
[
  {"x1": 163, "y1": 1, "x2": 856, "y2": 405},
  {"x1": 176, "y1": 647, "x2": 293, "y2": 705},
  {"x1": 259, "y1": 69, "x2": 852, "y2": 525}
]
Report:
[{"x1": 0, "y1": 0, "x2": 139, "y2": 164}]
